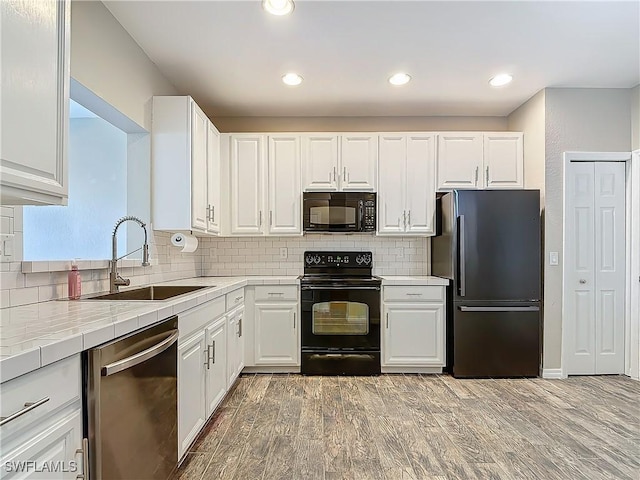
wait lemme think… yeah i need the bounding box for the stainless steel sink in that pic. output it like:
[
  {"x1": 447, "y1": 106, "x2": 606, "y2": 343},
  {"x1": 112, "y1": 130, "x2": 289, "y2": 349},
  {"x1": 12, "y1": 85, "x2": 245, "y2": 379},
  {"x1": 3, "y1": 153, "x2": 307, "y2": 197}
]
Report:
[{"x1": 87, "y1": 285, "x2": 209, "y2": 301}]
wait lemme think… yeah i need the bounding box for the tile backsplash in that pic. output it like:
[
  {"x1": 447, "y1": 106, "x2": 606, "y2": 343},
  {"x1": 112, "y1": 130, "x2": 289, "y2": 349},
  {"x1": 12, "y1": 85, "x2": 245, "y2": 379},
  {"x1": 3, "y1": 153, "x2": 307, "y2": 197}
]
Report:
[{"x1": 200, "y1": 235, "x2": 430, "y2": 277}]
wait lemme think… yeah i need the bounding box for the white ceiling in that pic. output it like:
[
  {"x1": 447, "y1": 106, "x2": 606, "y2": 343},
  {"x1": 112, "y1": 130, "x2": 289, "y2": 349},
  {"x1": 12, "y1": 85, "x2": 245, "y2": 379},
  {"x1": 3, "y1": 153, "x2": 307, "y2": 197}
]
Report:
[{"x1": 104, "y1": 0, "x2": 640, "y2": 118}]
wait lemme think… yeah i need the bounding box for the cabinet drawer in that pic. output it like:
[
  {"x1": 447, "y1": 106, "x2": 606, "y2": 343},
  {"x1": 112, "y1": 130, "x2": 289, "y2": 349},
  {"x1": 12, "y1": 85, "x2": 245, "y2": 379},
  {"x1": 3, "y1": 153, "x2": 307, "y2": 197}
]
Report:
[
  {"x1": 383, "y1": 286, "x2": 444, "y2": 302},
  {"x1": 179, "y1": 296, "x2": 226, "y2": 339},
  {"x1": 226, "y1": 288, "x2": 245, "y2": 310},
  {"x1": 254, "y1": 285, "x2": 298, "y2": 302},
  {"x1": 0, "y1": 355, "x2": 80, "y2": 435}
]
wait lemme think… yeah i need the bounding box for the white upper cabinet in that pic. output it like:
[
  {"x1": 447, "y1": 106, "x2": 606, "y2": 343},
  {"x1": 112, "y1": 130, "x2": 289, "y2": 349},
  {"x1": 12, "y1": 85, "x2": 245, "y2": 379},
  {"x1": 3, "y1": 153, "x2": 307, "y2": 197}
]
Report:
[
  {"x1": 378, "y1": 134, "x2": 436, "y2": 236},
  {"x1": 230, "y1": 135, "x2": 266, "y2": 235},
  {"x1": 301, "y1": 135, "x2": 339, "y2": 191},
  {"x1": 340, "y1": 134, "x2": 378, "y2": 191},
  {"x1": 302, "y1": 134, "x2": 377, "y2": 191},
  {"x1": 268, "y1": 136, "x2": 302, "y2": 235},
  {"x1": 152, "y1": 96, "x2": 221, "y2": 235},
  {"x1": 207, "y1": 122, "x2": 221, "y2": 233},
  {"x1": 483, "y1": 133, "x2": 524, "y2": 188},
  {"x1": 0, "y1": 0, "x2": 70, "y2": 205},
  {"x1": 436, "y1": 132, "x2": 523, "y2": 190},
  {"x1": 436, "y1": 133, "x2": 484, "y2": 190}
]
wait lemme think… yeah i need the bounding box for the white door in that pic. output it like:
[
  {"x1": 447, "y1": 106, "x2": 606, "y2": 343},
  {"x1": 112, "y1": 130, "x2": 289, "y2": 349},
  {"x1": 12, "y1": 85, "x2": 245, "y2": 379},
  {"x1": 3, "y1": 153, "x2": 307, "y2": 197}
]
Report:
[
  {"x1": 406, "y1": 134, "x2": 436, "y2": 234},
  {"x1": 340, "y1": 134, "x2": 377, "y2": 191},
  {"x1": 301, "y1": 135, "x2": 338, "y2": 191},
  {"x1": 254, "y1": 303, "x2": 298, "y2": 365},
  {"x1": 207, "y1": 122, "x2": 221, "y2": 234},
  {"x1": 230, "y1": 135, "x2": 265, "y2": 235},
  {"x1": 205, "y1": 319, "x2": 227, "y2": 416},
  {"x1": 383, "y1": 303, "x2": 444, "y2": 366},
  {"x1": 378, "y1": 135, "x2": 406, "y2": 234},
  {"x1": 191, "y1": 103, "x2": 209, "y2": 231},
  {"x1": 268, "y1": 136, "x2": 301, "y2": 235},
  {"x1": 484, "y1": 133, "x2": 524, "y2": 189},
  {"x1": 436, "y1": 133, "x2": 483, "y2": 190},
  {"x1": 566, "y1": 161, "x2": 626, "y2": 375},
  {"x1": 177, "y1": 331, "x2": 207, "y2": 458}
]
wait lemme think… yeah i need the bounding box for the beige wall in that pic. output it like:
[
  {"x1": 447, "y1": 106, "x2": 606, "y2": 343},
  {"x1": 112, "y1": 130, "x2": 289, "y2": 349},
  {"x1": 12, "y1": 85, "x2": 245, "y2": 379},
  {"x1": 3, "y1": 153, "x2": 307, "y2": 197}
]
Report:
[
  {"x1": 212, "y1": 116, "x2": 508, "y2": 133},
  {"x1": 507, "y1": 89, "x2": 546, "y2": 200},
  {"x1": 543, "y1": 88, "x2": 631, "y2": 370},
  {"x1": 70, "y1": 0, "x2": 178, "y2": 131},
  {"x1": 632, "y1": 85, "x2": 640, "y2": 151}
]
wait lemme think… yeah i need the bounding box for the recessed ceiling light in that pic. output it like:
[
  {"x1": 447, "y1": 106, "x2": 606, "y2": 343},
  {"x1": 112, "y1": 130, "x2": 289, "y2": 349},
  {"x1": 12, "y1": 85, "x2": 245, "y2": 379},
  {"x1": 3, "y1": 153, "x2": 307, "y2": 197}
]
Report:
[
  {"x1": 282, "y1": 73, "x2": 303, "y2": 86},
  {"x1": 389, "y1": 73, "x2": 411, "y2": 86},
  {"x1": 263, "y1": 0, "x2": 295, "y2": 16},
  {"x1": 489, "y1": 73, "x2": 513, "y2": 87}
]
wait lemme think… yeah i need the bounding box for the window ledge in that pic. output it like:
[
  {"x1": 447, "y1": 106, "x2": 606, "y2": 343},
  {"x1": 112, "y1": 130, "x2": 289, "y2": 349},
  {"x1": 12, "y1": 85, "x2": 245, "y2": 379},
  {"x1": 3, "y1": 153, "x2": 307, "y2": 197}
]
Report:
[{"x1": 21, "y1": 258, "x2": 158, "y2": 274}]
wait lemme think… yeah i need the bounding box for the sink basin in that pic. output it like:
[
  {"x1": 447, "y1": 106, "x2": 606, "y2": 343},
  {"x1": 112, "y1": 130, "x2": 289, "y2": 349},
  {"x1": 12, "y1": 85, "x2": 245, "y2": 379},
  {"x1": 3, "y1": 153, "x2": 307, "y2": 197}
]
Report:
[{"x1": 87, "y1": 285, "x2": 209, "y2": 301}]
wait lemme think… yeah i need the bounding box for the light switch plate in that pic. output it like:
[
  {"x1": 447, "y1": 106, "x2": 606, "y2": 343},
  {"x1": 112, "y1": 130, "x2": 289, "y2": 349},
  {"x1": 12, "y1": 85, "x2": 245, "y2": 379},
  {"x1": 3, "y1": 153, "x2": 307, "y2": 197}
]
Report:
[{"x1": 549, "y1": 251, "x2": 559, "y2": 266}]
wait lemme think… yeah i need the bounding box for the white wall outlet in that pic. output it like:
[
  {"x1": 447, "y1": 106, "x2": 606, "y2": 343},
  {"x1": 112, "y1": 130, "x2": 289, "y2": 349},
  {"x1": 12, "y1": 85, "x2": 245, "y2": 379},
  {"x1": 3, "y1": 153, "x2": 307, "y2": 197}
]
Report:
[
  {"x1": 279, "y1": 247, "x2": 288, "y2": 259},
  {"x1": 549, "y1": 251, "x2": 559, "y2": 266}
]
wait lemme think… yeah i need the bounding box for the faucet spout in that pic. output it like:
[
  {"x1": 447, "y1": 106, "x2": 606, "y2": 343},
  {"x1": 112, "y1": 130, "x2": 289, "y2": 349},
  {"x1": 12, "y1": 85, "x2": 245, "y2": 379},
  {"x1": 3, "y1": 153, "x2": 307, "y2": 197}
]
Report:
[{"x1": 110, "y1": 216, "x2": 150, "y2": 293}]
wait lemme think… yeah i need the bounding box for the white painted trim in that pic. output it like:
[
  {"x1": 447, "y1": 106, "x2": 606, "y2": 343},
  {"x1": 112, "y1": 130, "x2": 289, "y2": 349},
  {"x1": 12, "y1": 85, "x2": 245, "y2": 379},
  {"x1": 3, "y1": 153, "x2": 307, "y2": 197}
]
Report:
[
  {"x1": 561, "y1": 151, "x2": 634, "y2": 379},
  {"x1": 628, "y1": 150, "x2": 640, "y2": 380},
  {"x1": 381, "y1": 366, "x2": 443, "y2": 374},
  {"x1": 542, "y1": 368, "x2": 564, "y2": 379}
]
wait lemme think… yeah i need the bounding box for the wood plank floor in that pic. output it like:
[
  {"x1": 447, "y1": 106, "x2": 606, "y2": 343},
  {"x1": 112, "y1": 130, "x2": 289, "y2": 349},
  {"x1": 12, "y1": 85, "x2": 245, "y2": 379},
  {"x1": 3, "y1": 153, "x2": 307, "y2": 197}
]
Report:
[{"x1": 172, "y1": 374, "x2": 640, "y2": 480}]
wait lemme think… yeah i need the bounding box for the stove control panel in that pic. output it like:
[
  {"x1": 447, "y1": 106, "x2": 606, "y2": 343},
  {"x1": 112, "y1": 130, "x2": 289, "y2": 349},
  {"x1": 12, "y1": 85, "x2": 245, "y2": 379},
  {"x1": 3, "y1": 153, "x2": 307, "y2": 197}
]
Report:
[{"x1": 303, "y1": 251, "x2": 373, "y2": 268}]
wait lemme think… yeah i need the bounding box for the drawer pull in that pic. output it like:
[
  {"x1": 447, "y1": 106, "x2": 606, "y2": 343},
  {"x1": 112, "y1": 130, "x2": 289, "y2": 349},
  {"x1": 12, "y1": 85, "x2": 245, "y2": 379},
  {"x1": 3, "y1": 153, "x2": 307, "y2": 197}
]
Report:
[
  {"x1": 268, "y1": 292, "x2": 284, "y2": 296},
  {"x1": 235, "y1": 296, "x2": 243, "y2": 302},
  {"x1": 0, "y1": 397, "x2": 50, "y2": 426},
  {"x1": 76, "y1": 438, "x2": 89, "y2": 479},
  {"x1": 406, "y1": 293, "x2": 423, "y2": 296}
]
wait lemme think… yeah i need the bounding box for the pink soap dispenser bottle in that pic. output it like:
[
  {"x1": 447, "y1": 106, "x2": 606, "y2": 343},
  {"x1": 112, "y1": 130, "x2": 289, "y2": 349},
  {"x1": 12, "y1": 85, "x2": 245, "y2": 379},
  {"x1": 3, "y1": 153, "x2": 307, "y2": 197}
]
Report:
[{"x1": 68, "y1": 260, "x2": 81, "y2": 300}]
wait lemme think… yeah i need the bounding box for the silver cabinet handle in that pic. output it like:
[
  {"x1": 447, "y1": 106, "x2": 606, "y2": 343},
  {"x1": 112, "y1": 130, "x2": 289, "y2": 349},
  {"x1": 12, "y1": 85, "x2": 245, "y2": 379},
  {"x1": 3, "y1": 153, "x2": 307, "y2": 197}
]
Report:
[
  {"x1": 76, "y1": 438, "x2": 89, "y2": 480},
  {"x1": 206, "y1": 343, "x2": 213, "y2": 369},
  {"x1": 268, "y1": 292, "x2": 284, "y2": 296},
  {"x1": 206, "y1": 205, "x2": 211, "y2": 221},
  {"x1": 238, "y1": 317, "x2": 242, "y2": 337},
  {"x1": 343, "y1": 166, "x2": 347, "y2": 183},
  {"x1": 386, "y1": 312, "x2": 389, "y2": 328},
  {"x1": 333, "y1": 166, "x2": 336, "y2": 182},
  {"x1": 579, "y1": 279, "x2": 587, "y2": 284},
  {"x1": 407, "y1": 210, "x2": 411, "y2": 226},
  {"x1": 0, "y1": 397, "x2": 50, "y2": 426},
  {"x1": 102, "y1": 330, "x2": 178, "y2": 376},
  {"x1": 270, "y1": 211, "x2": 273, "y2": 226},
  {"x1": 259, "y1": 210, "x2": 262, "y2": 226},
  {"x1": 403, "y1": 211, "x2": 407, "y2": 228},
  {"x1": 212, "y1": 205, "x2": 215, "y2": 222},
  {"x1": 406, "y1": 293, "x2": 423, "y2": 296},
  {"x1": 475, "y1": 166, "x2": 479, "y2": 186},
  {"x1": 293, "y1": 312, "x2": 296, "y2": 329},
  {"x1": 485, "y1": 166, "x2": 489, "y2": 186},
  {"x1": 212, "y1": 340, "x2": 216, "y2": 364},
  {"x1": 235, "y1": 295, "x2": 243, "y2": 302}
]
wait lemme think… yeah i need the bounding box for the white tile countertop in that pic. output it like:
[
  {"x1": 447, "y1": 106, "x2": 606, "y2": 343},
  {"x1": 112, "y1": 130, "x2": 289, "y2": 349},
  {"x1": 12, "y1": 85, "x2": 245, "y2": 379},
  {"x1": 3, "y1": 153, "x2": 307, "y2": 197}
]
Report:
[
  {"x1": 379, "y1": 275, "x2": 450, "y2": 286},
  {"x1": 0, "y1": 276, "x2": 299, "y2": 383}
]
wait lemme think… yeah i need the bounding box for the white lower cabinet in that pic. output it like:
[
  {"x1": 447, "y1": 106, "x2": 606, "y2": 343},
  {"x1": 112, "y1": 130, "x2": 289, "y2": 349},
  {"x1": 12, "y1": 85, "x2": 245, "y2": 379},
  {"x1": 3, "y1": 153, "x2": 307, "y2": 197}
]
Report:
[
  {"x1": 205, "y1": 318, "x2": 227, "y2": 416},
  {"x1": 227, "y1": 306, "x2": 245, "y2": 386},
  {"x1": 0, "y1": 355, "x2": 86, "y2": 480},
  {"x1": 177, "y1": 329, "x2": 207, "y2": 458},
  {"x1": 255, "y1": 303, "x2": 298, "y2": 365},
  {"x1": 382, "y1": 285, "x2": 445, "y2": 372}
]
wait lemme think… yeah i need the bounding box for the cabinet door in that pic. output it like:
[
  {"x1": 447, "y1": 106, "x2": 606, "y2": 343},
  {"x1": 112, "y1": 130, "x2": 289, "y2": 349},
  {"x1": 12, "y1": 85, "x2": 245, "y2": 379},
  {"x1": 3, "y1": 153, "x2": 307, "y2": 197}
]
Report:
[
  {"x1": 230, "y1": 135, "x2": 265, "y2": 235},
  {"x1": 205, "y1": 319, "x2": 227, "y2": 416},
  {"x1": 207, "y1": 122, "x2": 221, "y2": 234},
  {"x1": 227, "y1": 308, "x2": 244, "y2": 386},
  {"x1": 178, "y1": 331, "x2": 207, "y2": 458},
  {"x1": 436, "y1": 133, "x2": 483, "y2": 190},
  {"x1": 255, "y1": 303, "x2": 298, "y2": 365},
  {"x1": 483, "y1": 133, "x2": 524, "y2": 189},
  {"x1": 0, "y1": 0, "x2": 69, "y2": 205},
  {"x1": 378, "y1": 135, "x2": 407, "y2": 234},
  {"x1": 406, "y1": 134, "x2": 436, "y2": 234},
  {"x1": 268, "y1": 136, "x2": 301, "y2": 235},
  {"x1": 0, "y1": 408, "x2": 83, "y2": 480},
  {"x1": 340, "y1": 134, "x2": 377, "y2": 191},
  {"x1": 301, "y1": 135, "x2": 338, "y2": 191},
  {"x1": 235, "y1": 307, "x2": 245, "y2": 379},
  {"x1": 383, "y1": 303, "x2": 444, "y2": 366},
  {"x1": 191, "y1": 103, "x2": 209, "y2": 231}
]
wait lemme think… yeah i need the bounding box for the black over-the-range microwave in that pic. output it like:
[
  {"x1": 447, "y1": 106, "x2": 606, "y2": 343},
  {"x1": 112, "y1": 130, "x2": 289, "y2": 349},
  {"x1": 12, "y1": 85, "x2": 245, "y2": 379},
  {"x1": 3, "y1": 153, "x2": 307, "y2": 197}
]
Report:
[{"x1": 302, "y1": 192, "x2": 376, "y2": 233}]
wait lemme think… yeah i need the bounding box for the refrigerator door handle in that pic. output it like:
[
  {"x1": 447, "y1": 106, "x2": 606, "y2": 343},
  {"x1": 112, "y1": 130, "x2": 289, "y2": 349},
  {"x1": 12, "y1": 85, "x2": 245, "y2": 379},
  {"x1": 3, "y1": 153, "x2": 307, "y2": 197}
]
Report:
[
  {"x1": 458, "y1": 306, "x2": 540, "y2": 312},
  {"x1": 458, "y1": 215, "x2": 466, "y2": 297}
]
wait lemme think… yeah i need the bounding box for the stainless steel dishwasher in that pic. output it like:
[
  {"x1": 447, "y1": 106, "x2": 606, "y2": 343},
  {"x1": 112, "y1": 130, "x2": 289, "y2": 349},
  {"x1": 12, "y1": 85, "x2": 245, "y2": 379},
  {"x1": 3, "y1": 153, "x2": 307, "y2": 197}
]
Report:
[{"x1": 85, "y1": 316, "x2": 178, "y2": 480}]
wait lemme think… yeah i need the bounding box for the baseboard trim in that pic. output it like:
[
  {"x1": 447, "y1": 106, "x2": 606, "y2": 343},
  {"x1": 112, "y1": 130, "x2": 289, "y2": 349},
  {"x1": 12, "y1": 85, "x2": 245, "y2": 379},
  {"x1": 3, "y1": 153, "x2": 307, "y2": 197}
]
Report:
[
  {"x1": 542, "y1": 368, "x2": 564, "y2": 379},
  {"x1": 381, "y1": 366, "x2": 443, "y2": 374},
  {"x1": 242, "y1": 366, "x2": 300, "y2": 374}
]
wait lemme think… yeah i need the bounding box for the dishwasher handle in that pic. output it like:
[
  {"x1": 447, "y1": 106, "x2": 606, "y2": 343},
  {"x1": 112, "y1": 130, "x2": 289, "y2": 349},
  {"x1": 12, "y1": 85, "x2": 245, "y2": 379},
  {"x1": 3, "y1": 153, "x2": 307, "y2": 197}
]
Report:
[{"x1": 101, "y1": 329, "x2": 179, "y2": 376}]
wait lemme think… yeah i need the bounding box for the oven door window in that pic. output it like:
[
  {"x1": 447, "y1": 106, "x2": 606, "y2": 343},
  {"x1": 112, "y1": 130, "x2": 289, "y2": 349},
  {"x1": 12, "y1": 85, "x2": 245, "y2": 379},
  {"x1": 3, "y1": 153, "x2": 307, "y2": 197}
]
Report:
[
  {"x1": 312, "y1": 301, "x2": 369, "y2": 335},
  {"x1": 309, "y1": 205, "x2": 357, "y2": 228}
]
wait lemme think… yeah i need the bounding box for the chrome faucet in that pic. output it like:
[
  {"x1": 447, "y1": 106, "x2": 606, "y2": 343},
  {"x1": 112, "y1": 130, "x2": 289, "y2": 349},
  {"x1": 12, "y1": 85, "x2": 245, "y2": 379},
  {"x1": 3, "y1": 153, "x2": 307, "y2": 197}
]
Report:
[{"x1": 110, "y1": 216, "x2": 150, "y2": 293}]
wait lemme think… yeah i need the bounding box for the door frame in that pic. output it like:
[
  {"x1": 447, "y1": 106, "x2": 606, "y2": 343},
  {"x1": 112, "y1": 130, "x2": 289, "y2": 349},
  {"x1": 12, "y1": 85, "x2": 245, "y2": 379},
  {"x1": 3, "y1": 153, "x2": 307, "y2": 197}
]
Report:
[{"x1": 561, "y1": 151, "x2": 638, "y2": 379}]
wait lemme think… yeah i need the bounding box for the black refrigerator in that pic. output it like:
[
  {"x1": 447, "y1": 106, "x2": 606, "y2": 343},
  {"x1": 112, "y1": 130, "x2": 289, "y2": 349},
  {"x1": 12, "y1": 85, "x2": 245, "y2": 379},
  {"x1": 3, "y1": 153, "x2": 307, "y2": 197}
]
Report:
[{"x1": 431, "y1": 190, "x2": 541, "y2": 378}]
